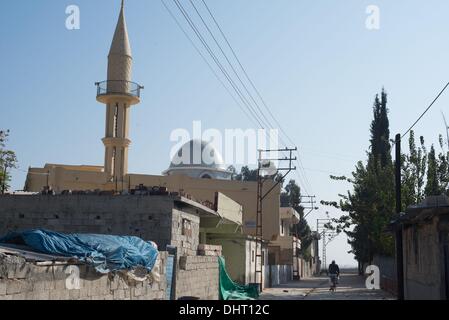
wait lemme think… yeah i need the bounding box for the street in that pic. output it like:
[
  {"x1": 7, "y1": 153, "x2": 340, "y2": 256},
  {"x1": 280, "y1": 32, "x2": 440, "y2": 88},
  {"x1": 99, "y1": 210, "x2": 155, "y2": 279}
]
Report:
[{"x1": 259, "y1": 273, "x2": 395, "y2": 300}]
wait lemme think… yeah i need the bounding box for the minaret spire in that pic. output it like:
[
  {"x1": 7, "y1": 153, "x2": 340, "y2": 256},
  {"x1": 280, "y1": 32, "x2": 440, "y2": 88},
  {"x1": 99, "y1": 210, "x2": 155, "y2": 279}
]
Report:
[{"x1": 96, "y1": 0, "x2": 143, "y2": 191}]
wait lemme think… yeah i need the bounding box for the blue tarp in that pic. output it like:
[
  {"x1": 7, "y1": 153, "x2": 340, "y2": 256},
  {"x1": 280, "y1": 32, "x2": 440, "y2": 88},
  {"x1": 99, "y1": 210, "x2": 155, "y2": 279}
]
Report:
[{"x1": 0, "y1": 229, "x2": 159, "y2": 274}]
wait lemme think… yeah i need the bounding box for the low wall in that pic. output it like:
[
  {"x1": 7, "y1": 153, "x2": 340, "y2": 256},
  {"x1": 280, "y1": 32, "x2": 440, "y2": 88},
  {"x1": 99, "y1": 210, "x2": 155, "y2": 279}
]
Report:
[
  {"x1": 373, "y1": 255, "x2": 397, "y2": 296},
  {"x1": 0, "y1": 252, "x2": 167, "y2": 300},
  {"x1": 0, "y1": 195, "x2": 174, "y2": 248},
  {"x1": 0, "y1": 195, "x2": 202, "y2": 256},
  {"x1": 176, "y1": 256, "x2": 219, "y2": 300}
]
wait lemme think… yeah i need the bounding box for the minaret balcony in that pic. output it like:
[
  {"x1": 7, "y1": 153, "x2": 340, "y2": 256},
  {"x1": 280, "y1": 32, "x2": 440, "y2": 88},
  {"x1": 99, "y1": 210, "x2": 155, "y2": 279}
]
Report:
[{"x1": 95, "y1": 80, "x2": 144, "y2": 105}]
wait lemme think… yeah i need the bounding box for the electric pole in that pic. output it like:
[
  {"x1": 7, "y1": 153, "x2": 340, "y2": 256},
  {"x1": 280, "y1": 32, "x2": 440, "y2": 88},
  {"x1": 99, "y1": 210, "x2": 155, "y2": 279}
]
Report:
[
  {"x1": 316, "y1": 217, "x2": 337, "y2": 274},
  {"x1": 255, "y1": 147, "x2": 297, "y2": 292},
  {"x1": 395, "y1": 133, "x2": 404, "y2": 300}
]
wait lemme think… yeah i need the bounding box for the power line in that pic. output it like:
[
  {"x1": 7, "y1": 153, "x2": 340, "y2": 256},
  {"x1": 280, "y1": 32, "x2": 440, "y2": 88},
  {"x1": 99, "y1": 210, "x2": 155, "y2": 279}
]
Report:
[
  {"x1": 160, "y1": 0, "x2": 259, "y2": 128},
  {"x1": 171, "y1": 0, "x2": 268, "y2": 129},
  {"x1": 197, "y1": 0, "x2": 314, "y2": 195},
  {"x1": 166, "y1": 0, "x2": 315, "y2": 195},
  {"x1": 168, "y1": 0, "x2": 302, "y2": 188},
  {"x1": 200, "y1": 0, "x2": 296, "y2": 148},
  {"x1": 402, "y1": 81, "x2": 449, "y2": 139},
  {"x1": 188, "y1": 0, "x2": 275, "y2": 131}
]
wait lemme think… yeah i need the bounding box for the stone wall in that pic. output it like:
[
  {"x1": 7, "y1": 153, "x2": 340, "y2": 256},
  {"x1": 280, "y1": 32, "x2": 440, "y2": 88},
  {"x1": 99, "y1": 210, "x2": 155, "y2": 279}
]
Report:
[
  {"x1": 176, "y1": 256, "x2": 219, "y2": 300},
  {"x1": 0, "y1": 195, "x2": 222, "y2": 300},
  {"x1": 0, "y1": 251, "x2": 167, "y2": 300}
]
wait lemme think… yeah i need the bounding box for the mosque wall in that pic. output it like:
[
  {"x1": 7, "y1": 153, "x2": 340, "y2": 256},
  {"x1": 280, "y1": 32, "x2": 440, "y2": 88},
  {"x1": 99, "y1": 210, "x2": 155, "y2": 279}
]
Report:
[{"x1": 128, "y1": 173, "x2": 281, "y2": 242}]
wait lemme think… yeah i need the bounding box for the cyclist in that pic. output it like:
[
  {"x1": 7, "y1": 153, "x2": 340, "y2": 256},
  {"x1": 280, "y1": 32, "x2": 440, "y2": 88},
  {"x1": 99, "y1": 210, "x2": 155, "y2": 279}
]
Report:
[{"x1": 328, "y1": 260, "x2": 340, "y2": 291}]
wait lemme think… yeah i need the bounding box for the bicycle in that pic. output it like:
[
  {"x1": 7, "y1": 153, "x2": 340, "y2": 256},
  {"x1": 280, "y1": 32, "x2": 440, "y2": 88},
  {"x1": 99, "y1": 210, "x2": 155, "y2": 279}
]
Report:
[{"x1": 329, "y1": 273, "x2": 338, "y2": 292}]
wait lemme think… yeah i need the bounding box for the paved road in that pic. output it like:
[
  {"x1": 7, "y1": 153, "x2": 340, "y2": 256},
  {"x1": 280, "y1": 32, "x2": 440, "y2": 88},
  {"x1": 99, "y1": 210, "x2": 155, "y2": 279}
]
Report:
[{"x1": 259, "y1": 273, "x2": 395, "y2": 300}]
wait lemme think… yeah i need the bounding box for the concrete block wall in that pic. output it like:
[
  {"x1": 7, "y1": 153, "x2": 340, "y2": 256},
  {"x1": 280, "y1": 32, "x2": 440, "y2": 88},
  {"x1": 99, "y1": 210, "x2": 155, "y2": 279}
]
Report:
[
  {"x1": 0, "y1": 252, "x2": 168, "y2": 300},
  {"x1": 176, "y1": 256, "x2": 219, "y2": 300},
  {"x1": 0, "y1": 195, "x2": 177, "y2": 251},
  {"x1": 170, "y1": 208, "x2": 200, "y2": 256}
]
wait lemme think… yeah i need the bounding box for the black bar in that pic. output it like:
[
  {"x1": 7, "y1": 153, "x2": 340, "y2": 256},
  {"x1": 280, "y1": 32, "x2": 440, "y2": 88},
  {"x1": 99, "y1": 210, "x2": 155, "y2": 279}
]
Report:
[{"x1": 395, "y1": 133, "x2": 404, "y2": 300}]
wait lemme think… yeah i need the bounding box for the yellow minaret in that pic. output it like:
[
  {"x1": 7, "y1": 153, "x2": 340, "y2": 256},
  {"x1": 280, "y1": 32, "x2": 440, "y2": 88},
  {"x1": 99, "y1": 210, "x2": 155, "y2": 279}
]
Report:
[{"x1": 96, "y1": 0, "x2": 143, "y2": 187}]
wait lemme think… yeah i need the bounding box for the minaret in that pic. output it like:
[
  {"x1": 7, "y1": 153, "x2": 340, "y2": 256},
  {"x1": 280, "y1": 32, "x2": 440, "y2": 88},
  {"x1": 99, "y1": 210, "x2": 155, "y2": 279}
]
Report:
[{"x1": 96, "y1": 0, "x2": 143, "y2": 187}]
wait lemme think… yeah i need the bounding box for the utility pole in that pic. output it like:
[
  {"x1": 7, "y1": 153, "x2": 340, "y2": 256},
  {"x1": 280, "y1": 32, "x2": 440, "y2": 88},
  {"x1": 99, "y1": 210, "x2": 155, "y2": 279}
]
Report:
[
  {"x1": 300, "y1": 195, "x2": 318, "y2": 219},
  {"x1": 316, "y1": 218, "x2": 337, "y2": 274},
  {"x1": 395, "y1": 133, "x2": 404, "y2": 300},
  {"x1": 255, "y1": 147, "x2": 297, "y2": 293},
  {"x1": 292, "y1": 195, "x2": 318, "y2": 279}
]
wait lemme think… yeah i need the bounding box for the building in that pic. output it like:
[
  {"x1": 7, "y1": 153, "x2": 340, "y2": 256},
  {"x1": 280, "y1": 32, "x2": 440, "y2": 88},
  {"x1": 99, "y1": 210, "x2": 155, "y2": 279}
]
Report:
[
  {"x1": 299, "y1": 231, "x2": 321, "y2": 278},
  {"x1": 0, "y1": 192, "x2": 243, "y2": 299},
  {"x1": 16, "y1": 0, "x2": 305, "y2": 293},
  {"x1": 390, "y1": 195, "x2": 449, "y2": 300},
  {"x1": 267, "y1": 207, "x2": 300, "y2": 285},
  {"x1": 163, "y1": 140, "x2": 233, "y2": 180}
]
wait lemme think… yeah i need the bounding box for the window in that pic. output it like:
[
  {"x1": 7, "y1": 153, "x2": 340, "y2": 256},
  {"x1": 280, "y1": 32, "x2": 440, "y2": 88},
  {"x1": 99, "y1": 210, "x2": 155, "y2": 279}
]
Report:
[
  {"x1": 182, "y1": 219, "x2": 192, "y2": 237},
  {"x1": 252, "y1": 250, "x2": 255, "y2": 263},
  {"x1": 112, "y1": 147, "x2": 117, "y2": 176},
  {"x1": 113, "y1": 103, "x2": 119, "y2": 137},
  {"x1": 281, "y1": 220, "x2": 285, "y2": 236}
]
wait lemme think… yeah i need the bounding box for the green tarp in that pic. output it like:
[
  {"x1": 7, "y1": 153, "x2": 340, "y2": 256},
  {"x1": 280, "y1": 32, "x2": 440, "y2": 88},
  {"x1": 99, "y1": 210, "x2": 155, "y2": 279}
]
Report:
[{"x1": 218, "y1": 256, "x2": 259, "y2": 300}]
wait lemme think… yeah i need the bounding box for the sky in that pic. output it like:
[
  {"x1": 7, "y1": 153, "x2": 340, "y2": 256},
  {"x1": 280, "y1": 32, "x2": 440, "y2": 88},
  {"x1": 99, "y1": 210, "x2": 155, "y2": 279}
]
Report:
[{"x1": 2, "y1": 0, "x2": 449, "y2": 267}]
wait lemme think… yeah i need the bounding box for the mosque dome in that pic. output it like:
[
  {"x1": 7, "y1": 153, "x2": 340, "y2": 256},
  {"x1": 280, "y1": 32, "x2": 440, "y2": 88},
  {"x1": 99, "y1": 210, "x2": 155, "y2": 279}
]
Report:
[{"x1": 163, "y1": 140, "x2": 232, "y2": 180}]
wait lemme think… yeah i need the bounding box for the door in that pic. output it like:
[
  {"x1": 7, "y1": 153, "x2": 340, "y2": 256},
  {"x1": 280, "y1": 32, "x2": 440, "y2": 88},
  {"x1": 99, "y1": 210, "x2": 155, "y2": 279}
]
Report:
[{"x1": 165, "y1": 245, "x2": 177, "y2": 300}]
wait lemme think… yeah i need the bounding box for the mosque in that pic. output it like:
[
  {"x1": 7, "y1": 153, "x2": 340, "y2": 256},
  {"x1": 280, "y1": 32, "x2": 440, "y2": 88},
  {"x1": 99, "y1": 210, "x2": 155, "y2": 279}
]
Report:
[
  {"x1": 25, "y1": 0, "x2": 231, "y2": 193},
  {"x1": 21, "y1": 1, "x2": 314, "y2": 285}
]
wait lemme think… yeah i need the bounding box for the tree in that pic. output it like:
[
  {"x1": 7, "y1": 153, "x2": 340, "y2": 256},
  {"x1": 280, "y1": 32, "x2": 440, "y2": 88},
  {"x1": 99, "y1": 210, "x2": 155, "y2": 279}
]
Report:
[
  {"x1": 281, "y1": 180, "x2": 312, "y2": 259},
  {"x1": 402, "y1": 131, "x2": 427, "y2": 206},
  {"x1": 322, "y1": 89, "x2": 395, "y2": 269},
  {"x1": 436, "y1": 135, "x2": 449, "y2": 194},
  {"x1": 425, "y1": 145, "x2": 441, "y2": 196},
  {"x1": 232, "y1": 166, "x2": 258, "y2": 182},
  {"x1": 0, "y1": 130, "x2": 18, "y2": 194},
  {"x1": 369, "y1": 89, "x2": 391, "y2": 169}
]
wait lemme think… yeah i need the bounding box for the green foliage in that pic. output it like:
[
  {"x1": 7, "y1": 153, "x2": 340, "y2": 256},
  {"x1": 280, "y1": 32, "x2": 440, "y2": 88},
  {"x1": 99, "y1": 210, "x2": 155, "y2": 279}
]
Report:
[
  {"x1": 369, "y1": 89, "x2": 392, "y2": 169},
  {"x1": 425, "y1": 145, "x2": 440, "y2": 196},
  {"x1": 322, "y1": 89, "x2": 396, "y2": 265},
  {"x1": 230, "y1": 166, "x2": 258, "y2": 182},
  {"x1": 401, "y1": 132, "x2": 427, "y2": 206},
  {"x1": 281, "y1": 180, "x2": 313, "y2": 259},
  {"x1": 322, "y1": 89, "x2": 449, "y2": 267},
  {"x1": 0, "y1": 130, "x2": 18, "y2": 193}
]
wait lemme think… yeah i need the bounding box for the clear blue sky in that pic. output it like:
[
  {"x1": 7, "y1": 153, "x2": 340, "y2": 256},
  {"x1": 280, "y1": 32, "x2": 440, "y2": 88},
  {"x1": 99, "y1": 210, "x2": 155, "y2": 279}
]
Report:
[{"x1": 2, "y1": 0, "x2": 449, "y2": 266}]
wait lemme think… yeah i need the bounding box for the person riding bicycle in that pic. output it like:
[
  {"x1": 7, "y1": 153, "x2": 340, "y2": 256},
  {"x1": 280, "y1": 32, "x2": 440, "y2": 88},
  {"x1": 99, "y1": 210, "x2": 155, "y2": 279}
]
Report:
[{"x1": 328, "y1": 260, "x2": 340, "y2": 291}]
